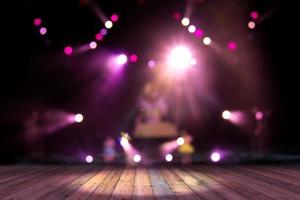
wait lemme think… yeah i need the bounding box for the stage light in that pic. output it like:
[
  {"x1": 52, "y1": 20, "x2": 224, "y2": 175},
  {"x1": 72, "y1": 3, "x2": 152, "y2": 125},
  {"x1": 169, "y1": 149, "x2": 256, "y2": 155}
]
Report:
[
  {"x1": 165, "y1": 154, "x2": 173, "y2": 162},
  {"x1": 133, "y1": 154, "x2": 141, "y2": 163},
  {"x1": 148, "y1": 60, "x2": 156, "y2": 68},
  {"x1": 248, "y1": 21, "x2": 256, "y2": 29},
  {"x1": 111, "y1": 14, "x2": 119, "y2": 22},
  {"x1": 64, "y1": 46, "x2": 73, "y2": 55},
  {"x1": 203, "y1": 37, "x2": 211, "y2": 45},
  {"x1": 74, "y1": 113, "x2": 83, "y2": 123},
  {"x1": 227, "y1": 42, "x2": 237, "y2": 51},
  {"x1": 130, "y1": 54, "x2": 138, "y2": 62},
  {"x1": 250, "y1": 11, "x2": 259, "y2": 20},
  {"x1": 211, "y1": 152, "x2": 221, "y2": 162},
  {"x1": 39, "y1": 27, "x2": 47, "y2": 35},
  {"x1": 85, "y1": 155, "x2": 93, "y2": 163},
  {"x1": 177, "y1": 137, "x2": 185, "y2": 146},
  {"x1": 255, "y1": 111, "x2": 263, "y2": 120},
  {"x1": 116, "y1": 54, "x2": 128, "y2": 65},
  {"x1": 89, "y1": 41, "x2": 97, "y2": 49},
  {"x1": 181, "y1": 17, "x2": 190, "y2": 26},
  {"x1": 168, "y1": 46, "x2": 192, "y2": 72},
  {"x1": 33, "y1": 18, "x2": 42, "y2": 26},
  {"x1": 100, "y1": 28, "x2": 108, "y2": 36},
  {"x1": 190, "y1": 58, "x2": 197, "y2": 65},
  {"x1": 120, "y1": 137, "x2": 129, "y2": 148},
  {"x1": 194, "y1": 29, "x2": 203, "y2": 38},
  {"x1": 173, "y1": 12, "x2": 181, "y2": 20},
  {"x1": 105, "y1": 20, "x2": 113, "y2": 29},
  {"x1": 222, "y1": 110, "x2": 231, "y2": 120},
  {"x1": 95, "y1": 33, "x2": 103, "y2": 41},
  {"x1": 188, "y1": 25, "x2": 196, "y2": 33}
]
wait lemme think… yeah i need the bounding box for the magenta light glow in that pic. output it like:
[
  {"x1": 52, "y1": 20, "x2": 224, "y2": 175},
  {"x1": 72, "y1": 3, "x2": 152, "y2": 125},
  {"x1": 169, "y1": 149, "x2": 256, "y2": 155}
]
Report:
[
  {"x1": 194, "y1": 29, "x2": 204, "y2": 38},
  {"x1": 39, "y1": 27, "x2": 47, "y2": 35},
  {"x1": 148, "y1": 60, "x2": 156, "y2": 68},
  {"x1": 248, "y1": 21, "x2": 256, "y2": 29},
  {"x1": 95, "y1": 33, "x2": 103, "y2": 41},
  {"x1": 255, "y1": 111, "x2": 263, "y2": 120},
  {"x1": 33, "y1": 18, "x2": 42, "y2": 26},
  {"x1": 211, "y1": 152, "x2": 221, "y2": 162},
  {"x1": 116, "y1": 54, "x2": 128, "y2": 65},
  {"x1": 250, "y1": 11, "x2": 259, "y2": 20},
  {"x1": 133, "y1": 154, "x2": 141, "y2": 163},
  {"x1": 89, "y1": 41, "x2": 97, "y2": 49},
  {"x1": 173, "y1": 12, "x2": 181, "y2": 20},
  {"x1": 85, "y1": 155, "x2": 93, "y2": 163},
  {"x1": 111, "y1": 14, "x2": 119, "y2": 22},
  {"x1": 74, "y1": 113, "x2": 83, "y2": 123},
  {"x1": 100, "y1": 28, "x2": 108, "y2": 36},
  {"x1": 64, "y1": 46, "x2": 73, "y2": 55},
  {"x1": 228, "y1": 42, "x2": 237, "y2": 51},
  {"x1": 160, "y1": 140, "x2": 178, "y2": 155},
  {"x1": 165, "y1": 154, "x2": 173, "y2": 162},
  {"x1": 129, "y1": 54, "x2": 138, "y2": 62}
]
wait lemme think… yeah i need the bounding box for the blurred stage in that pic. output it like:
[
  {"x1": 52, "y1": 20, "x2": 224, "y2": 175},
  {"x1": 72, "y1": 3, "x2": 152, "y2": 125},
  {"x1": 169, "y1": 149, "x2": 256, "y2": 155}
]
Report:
[{"x1": 0, "y1": 164, "x2": 299, "y2": 199}]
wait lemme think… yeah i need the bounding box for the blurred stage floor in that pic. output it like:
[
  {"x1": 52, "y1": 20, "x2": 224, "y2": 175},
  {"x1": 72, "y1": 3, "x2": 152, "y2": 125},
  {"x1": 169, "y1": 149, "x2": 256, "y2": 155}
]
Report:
[{"x1": 0, "y1": 164, "x2": 299, "y2": 199}]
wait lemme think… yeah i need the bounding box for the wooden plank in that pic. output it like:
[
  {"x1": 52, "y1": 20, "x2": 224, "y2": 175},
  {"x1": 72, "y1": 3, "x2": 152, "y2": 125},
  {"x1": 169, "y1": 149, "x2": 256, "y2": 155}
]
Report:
[
  {"x1": 234, "y1": 166, "x2": 300, "y2": 194},
  {"x1": 187, "y1": 167, "x2": 250, "y2": 200},
  {"x1": 0, "y1": 165, "x2": 45, "y2": 184},
  {"x1": 26, "y1": 165, "x2": 95, "y2": 200},
  {"x1": 89, "y1": 167, "x2": 124, "y2": 200},
  {"x1": 202, "y1": 166, "x2": 300, "y2": 200},
  {"x1": 65, "y1": 166, "x2": 114, "y2": 200},
  {"x1": 195, "y1": 166, "x2": 275, "y2": 200},
  {"x1": 148, "y1": 168, "x2": 177, "y2": 200},
  {"x1": 2, "y1": 165, "x2": 78, "y2": 199},
  {"x1": 259, "y1": 165, "x2": 300, "y2": 179},
  {"x1": 41, "y1": 166, "x2": 99, "y2": 200},
  {"x1": 172, "y1": 167, "x2": 223, "y2": 200},
  {"x1": 133, "y1": 168, "x2": 155, "y2": 200},
  {"x1": 0, "y1": 165, "x2": 65, "y2": 199},
  {"x1": 159, "y1": 168, "x2": 199, "y2": 200},
  {"x1": 109, "y1": 167, "x2": 135, "y2": 200}
]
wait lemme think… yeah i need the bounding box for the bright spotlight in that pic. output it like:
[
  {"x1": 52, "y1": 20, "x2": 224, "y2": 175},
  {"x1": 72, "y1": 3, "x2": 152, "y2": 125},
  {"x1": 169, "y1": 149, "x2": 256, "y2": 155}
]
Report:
[
  {"x1": 74, "y1": 113, "x2": 84, "y2": 123},
  {"x1": 255, "y1": 111, "x2": 263, "y2": 120},
  {"x1": 222, "y1": 110, "x2": 231, "y2": 120},
  {"x1": 130, "y1": 54, "x2": 138, "y2": 62},
  {"x1": 165, "y1": 154, "x2": 173, "y2": 162},
  {"x1": 168, "y1": 46, "x2": 192, "y2": 72},
  {"x1": 111, "y1": 14, "x2": 119, "y2": 22},
  {"x1": 39, "y1": 27, "x2": 47, "y2": 35},
  {"x1": 85, "y1": 155, "x2": 93, "y2": 163},
  {"x1": 148, "y1": 60, "x2": 156, "y2": 68},
  {"x1": 203, "y1": 37, "x2": 211, "y2": 45},
  {"x1": 89, "y1": 41, "x2": 97, "y2": 49},
  {"x1": 211, "y1": 152, "x2": 221, "y2": 162},
  {"x1": 177, "y1": 137, "x2": 185, "y2": 146},
  {"x1": 248, "y1": 21, "x2": 256, "y2": 29},
  {"x1": 120, "y1": 137, "x2": 129, "y2": 147},
  {"x1": 188, "y1": 25, "x2": 196, "y2": 33},
  {"x1": 116, "y1": 54, "x2": 128, "y2": 65},
  {"x1": 181, "y1": 17, "x2": 190, "y2": 26},
  {"x1": 64, "y1": 46, "x2": 73, "y2": 55},
  {"x1": 33, "y1": 18, "x2": 42, "y2": 26},
  {"x1": 133, "y1": 154, "x2": 141, "y2": 163},
  {"x1": 105, "y1": 20, "x2": 113, "y2": 29}
]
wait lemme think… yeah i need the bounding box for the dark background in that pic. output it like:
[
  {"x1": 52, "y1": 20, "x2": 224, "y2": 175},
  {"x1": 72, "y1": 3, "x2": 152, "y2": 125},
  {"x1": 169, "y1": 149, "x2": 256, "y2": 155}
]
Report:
[{"x1": 1, "y1": 0, "x2": 298, "y2": 163}]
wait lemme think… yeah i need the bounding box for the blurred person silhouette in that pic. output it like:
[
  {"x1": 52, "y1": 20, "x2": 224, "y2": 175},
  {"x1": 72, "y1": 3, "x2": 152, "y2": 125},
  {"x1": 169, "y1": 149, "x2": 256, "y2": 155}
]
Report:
[{"x1": 178, "y1": 130, "x2": 195, "y2": 165}]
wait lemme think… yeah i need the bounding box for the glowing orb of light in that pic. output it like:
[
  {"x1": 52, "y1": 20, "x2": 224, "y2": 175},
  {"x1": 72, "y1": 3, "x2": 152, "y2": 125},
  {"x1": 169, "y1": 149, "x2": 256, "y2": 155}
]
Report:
[
  {"x1": 211, "y1": 152, "x2": 221, "y2": 162},
  {"x1": 177, "y1": 137, "x2": 185, "y2": 146},
  {"x1": 85, "y1": 155, "x2": 93, "y2": 163},
  {"x1": 105, "y1": 20, "x2": 113, "y2": 29},
  {"x1": 203, "y1": 37, "x2": 211, "y2": 45},
  {"x1": 188, "y1": 25, "x2": 196, "y2": 33},
  {"x1": 89, "y1": 41, "x2": 97, "y2": 49},
  {"x1": 181, "y1": 17, "x2": 190, "y2": 26},
  {"x1": 165, "y1": 154, "x2": 173, "y2": 162},
  {"x1": 133, "y1": 154, "x2": 141, "y2": 163},
  {"x1": 116, "y1": 54, "x2": 128, "y2": 65},
  {"x1": 248, "y1": 21, "x2": 256, "y2": 29},
  {"x1": 74, "y1": 113, "x2": 84, "y2": 123},
  {"x1": 168, "y1": 46, "x2": 192, "y2": 72},
  {"x1": 222, "y1": 110, "x2": 231, "y2": 120}
]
